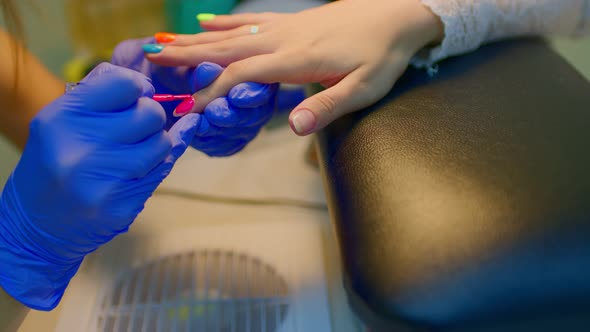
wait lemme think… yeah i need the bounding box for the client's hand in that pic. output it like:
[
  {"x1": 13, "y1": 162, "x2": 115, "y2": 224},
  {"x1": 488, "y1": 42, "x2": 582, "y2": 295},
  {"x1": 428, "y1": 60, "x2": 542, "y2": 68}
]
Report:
[{"x1": 142, "y1": 0, "x2": 443, "y2": 135}]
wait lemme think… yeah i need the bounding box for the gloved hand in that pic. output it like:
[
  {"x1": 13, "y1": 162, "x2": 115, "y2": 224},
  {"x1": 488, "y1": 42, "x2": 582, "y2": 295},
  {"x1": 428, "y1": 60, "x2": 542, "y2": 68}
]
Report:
[
  {"x1": 111, "y1": 37, "x2": 278, "y2": 157},
  {"x1": 0, "y1": 63, "x2": 200, "y2": 310}
]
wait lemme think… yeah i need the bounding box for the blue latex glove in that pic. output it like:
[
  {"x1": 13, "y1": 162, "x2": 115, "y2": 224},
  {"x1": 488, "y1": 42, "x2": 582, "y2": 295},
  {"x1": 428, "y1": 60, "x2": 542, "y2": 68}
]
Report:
[
  {"x1": 111, "y1": 37, "x2": 278, "y2": 157},
  {"x1": 0, "y1": 63, "x2": 200, "y2": 310}
]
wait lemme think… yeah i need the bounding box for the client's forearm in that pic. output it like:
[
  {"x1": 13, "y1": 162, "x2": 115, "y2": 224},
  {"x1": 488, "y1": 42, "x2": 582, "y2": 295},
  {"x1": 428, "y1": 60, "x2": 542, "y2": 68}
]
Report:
[{"x1": 414, "y1": 0, "x2": 590, "y2": 65}]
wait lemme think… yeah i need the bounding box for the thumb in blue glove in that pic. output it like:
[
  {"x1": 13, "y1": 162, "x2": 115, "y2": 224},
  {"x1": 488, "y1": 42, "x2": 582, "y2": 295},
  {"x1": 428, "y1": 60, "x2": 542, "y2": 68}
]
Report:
[{"x1": 0, "y1": 63, "x2": 200, "y2": 310}]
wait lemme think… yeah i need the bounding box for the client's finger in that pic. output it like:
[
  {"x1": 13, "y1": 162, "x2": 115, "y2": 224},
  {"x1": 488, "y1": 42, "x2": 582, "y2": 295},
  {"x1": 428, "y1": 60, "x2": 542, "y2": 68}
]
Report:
[
  {"x1": 144, "y1": 35, "x2": 268, "y2": 67},
  {"x1": 198, "y1": 12, "x2": 282, "y2": 31}
]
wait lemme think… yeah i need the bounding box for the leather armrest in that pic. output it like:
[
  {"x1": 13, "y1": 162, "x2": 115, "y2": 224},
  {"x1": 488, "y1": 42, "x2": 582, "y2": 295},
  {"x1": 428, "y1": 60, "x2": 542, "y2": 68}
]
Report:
[{"x1": 317, "y1": 39, "x2": 590, "y2": 331}]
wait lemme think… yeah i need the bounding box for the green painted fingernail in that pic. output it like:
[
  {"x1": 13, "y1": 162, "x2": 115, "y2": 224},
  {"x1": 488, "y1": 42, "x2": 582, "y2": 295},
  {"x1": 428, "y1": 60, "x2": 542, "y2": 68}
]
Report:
[
  {"x1": 196, "y1": 13, "x2": 216, "y2": 22},
  {"x1": 142, "y1": 44, "x2": 164, "y2": 54}
]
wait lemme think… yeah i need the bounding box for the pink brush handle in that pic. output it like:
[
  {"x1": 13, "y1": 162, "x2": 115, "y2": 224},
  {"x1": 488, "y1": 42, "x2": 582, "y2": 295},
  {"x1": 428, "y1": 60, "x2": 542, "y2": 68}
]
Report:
[{"x1": 152, "y1": 94, "x2": 193, "y2": 102}]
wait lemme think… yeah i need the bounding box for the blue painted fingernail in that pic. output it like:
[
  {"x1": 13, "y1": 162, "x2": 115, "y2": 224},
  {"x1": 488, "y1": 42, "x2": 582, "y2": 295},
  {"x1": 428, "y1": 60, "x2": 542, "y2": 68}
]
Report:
[{"x1": 142, "y1": 44, "x2": 165, "y2": 54}]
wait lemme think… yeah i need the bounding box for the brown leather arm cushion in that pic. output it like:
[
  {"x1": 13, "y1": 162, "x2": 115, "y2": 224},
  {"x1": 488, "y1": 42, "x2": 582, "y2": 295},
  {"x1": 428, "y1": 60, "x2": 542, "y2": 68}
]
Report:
[{"x1": 317, "y1": 39, "x2": 590, "y2": 331}]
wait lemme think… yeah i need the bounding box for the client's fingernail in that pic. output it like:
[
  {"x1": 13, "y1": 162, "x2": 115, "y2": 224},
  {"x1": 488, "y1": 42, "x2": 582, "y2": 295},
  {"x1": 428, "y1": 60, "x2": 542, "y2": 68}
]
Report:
[
  {"x1": 196, "y1": 13, "x2": 216, "y2": 22},
  {"x1": 173, "y1": 97, "x2": 195, "y2": 117},
  {"x1": 290, "y1": 109, "x2": 316, "y2": 135},
  {"x1": 142, "y1": 44, "x2": 165, "y2": 54},
  {"x1": 155, "y1": 32, "x2": 177, "y2": 43}
]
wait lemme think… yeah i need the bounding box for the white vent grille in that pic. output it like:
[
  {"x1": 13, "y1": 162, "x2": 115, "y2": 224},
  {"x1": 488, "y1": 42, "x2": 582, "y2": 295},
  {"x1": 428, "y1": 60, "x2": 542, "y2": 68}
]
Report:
[
  {"x1": 93, "y1": 251, "x2": 290, "y2": 332},
  {"x1": 56, "y1": 220, "x2": 334, "y2": 332}
]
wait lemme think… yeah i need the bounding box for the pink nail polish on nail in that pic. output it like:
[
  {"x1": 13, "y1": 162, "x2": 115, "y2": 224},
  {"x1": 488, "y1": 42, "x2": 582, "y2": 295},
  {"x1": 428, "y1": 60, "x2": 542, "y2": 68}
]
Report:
[{"x1": 173, "y1": 97, "x2": 195, "y2": 117}]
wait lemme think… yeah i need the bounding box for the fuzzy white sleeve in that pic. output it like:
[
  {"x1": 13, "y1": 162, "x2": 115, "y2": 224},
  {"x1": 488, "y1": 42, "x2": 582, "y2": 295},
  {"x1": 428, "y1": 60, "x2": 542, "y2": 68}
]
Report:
[{"x1": 411, "y1": 0, "x2": 590, "y2": 67}]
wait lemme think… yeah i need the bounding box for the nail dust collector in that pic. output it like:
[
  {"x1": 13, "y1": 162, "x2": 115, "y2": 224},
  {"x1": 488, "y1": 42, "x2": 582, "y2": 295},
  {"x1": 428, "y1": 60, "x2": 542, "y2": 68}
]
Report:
[{"x1": 55, "y1": 219, "x2": 332, "y2": 331}]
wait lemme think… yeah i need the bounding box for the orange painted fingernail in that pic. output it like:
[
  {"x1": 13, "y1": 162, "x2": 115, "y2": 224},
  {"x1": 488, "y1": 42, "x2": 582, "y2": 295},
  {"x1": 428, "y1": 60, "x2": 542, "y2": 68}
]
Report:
[{"x1": 155, "y1": 32, "x2": 177, "y2": 43}]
